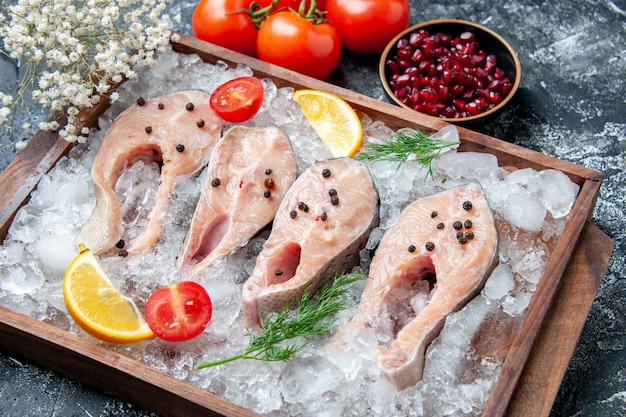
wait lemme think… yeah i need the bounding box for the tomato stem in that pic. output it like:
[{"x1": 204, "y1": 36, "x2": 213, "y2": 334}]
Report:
[
  {"x1": 297, "y1": 0, "x2": 327, "y2": 24},
  {"x1": 230, "y1": 1, "x2": 277, "y2": 28}
]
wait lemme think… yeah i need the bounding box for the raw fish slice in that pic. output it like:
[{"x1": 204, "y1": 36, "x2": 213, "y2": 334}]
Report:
[
  {"x1": 332, "y1": 183, "x2": 497, "y2": 390},
  {"x1": 79, "y1": 90, "x2": 222, "y2": 255},
  {"x1": 178, "y1": 126, "x2": 297, "y2": 276},
  {"x1": 242, "y1": 158, "x2": 379, "y2": 328}
]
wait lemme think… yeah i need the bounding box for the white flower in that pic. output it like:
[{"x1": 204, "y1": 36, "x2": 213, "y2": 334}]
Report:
[{"x1": 1, "y1": 0, "x2": 179, "y2": 145}]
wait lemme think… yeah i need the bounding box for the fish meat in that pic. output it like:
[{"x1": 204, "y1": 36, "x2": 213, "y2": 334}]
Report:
[
  {"x1": 177, "y1": 125, "x2": 297, "y2": 276},
  {"x1": 331, "y1": 182, "x2": 497, "y2": 390},
  {"x1": 79, "y1": 90, "x2": 222, "y2": 255},
  {"x1": 242, "y1": 158, "x2": 379, "y2": 328}
]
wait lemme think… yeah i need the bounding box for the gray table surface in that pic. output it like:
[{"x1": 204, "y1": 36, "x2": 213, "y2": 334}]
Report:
[{"x1": 1, "y1": 0, "x2": 625, "y2": 416}]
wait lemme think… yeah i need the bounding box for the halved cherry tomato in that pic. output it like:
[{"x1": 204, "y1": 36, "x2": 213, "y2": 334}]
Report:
[
  {"x1": 145, "y1": 281, "x2": 212, "y2": 342},
  {"x1": 210, "y1": 76, "x2": 265, "y2": 123},
  {"x1": 257, "y1": 9, "x2": 341, "y2": 80},
  {"x1": 192, "y1": 0, "x2": 262, "y2": 57},
  {"x1": 326, "y1": 0, "x2": 410, "y2": 54}
]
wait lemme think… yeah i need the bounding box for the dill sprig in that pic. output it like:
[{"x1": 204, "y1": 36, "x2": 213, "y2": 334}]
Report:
[
  {"x1": 356, "y1": 129, "x2": 459, "y2": 177},
  {"x1": 198, "y1": 272, "x2": 365, "y2": 369}
]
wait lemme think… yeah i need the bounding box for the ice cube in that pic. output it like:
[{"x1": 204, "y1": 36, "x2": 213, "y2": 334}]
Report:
[
  {"x1": 484, "y1": 263, "x2": 516, "y2": 300},
  {"x1": 528, "y1": 169, "x2": 580, "y2": 218},
  {"x1": 32, "y1": 234, "x2": 76, "y2": 274}
]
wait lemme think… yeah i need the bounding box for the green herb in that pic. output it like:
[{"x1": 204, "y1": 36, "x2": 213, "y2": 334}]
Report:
[
  {"x1": 198, "y1": 273, "x2": 365, "y2": 369},
  {"x1": 356, "y1": 129, "x2": 459, "y2": 177}
]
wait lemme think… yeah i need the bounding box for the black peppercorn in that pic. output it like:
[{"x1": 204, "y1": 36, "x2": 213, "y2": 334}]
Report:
[
  {"x1": 116, "y1": 239, "x2": 125, "y2": 249},
  {"x1": 408, "y1": 245, "x2": 416, "y2": 252},
  {"x1": 453, "y1": 221, "x2": 463, "y2": 230},
  {"x1": 145, "y1": 126, "x2": 152, "y2": 134},
  {"x1": 458, "y1": 236, "x2": 468, "y2": 244},
  {"x1": 264, "y1": 190, "x2": 271, "y2": 198},
  {"x1": 331, "y1": 196, "x2": 339, "y2": 205},
  {"x1": 275, "y1": 269, "x2": 283, "y2": 276},
  {"x1": 464, "y1": 220, "x2": 473, "y2": 229},
  {"x1": 320, "y1": 212, "x2": 328, "y2": 221},
  {"x1": 298, "y1": 202, "x2": 309, "y2": 212},
  {"x1": 264, "y1": 178, "x2": 275, "y2": 189},
  {"x1": 431, "y1": 211, "x2": 438, "y2": 218},
  {"x1": 158, "y1": 102, "x2": 164, "y2": 109},
  {"x1": 136, "y1": 97, "x2": 146, "y2": 106},
  {"x1": 322, "y1": 168, "x2": 331, "y2": 178},
  {"x1": 211, "y1": 178, "x2": 221, "y2": 187},
  {"x1": 290, "y1": 210, "x2": 297, "y2": 219},
  {"x1": 118, "y1": 249, "x2": 129, "y2": 257},
  {"x1": 425, "y1": 242, "x2": 435, "y2": 251},
  {"x1": 463, "y1": 201, "x2": 473, "y2": 210},
  {"x1": 437, "y1": 222, "x2": 445, "y2": 229},
  {"x1": 185, "y1": 102, "x2": 194, "y2": 111},
  {"x1": 265, "y1": 168, "x2": 273, "y2": 175},
  {"x1": 456, "y1": 232, "x2": 464, "y2": 239},
  {"x1": 465, "y1": 231, "x2": 474, "y2": 240},
  {"x1": 329, "y1": 188, "x2": 337, "y2": 196},
  {"x1": 176, "y1": 144, "x2": 185, "y2": 152},
  {"x1": 196, "y1": 119, "x2": 205, "y2": 128}
]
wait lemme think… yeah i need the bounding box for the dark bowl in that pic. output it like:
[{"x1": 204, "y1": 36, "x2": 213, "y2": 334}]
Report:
[{"x1": 379, "y1": 19, "x2": 521, "y2": 124}]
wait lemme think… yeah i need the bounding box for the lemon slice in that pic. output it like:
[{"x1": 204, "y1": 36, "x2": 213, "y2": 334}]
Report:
[
  {"x1": 63, "y1": 244, "x2": 155, "y2": 344},
  {"x1": 292, "y1": 89, "x2": 363, "y2": 157}
]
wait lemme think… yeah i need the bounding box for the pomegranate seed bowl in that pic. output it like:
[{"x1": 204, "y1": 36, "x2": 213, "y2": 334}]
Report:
[{"x1": 379, "y1": 19, "x2": 521, "y2": 124}]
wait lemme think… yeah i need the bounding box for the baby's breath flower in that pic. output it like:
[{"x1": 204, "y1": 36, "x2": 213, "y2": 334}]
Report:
[{"x1": 1, "y1": 0, "x2": 178, "y2": 144}]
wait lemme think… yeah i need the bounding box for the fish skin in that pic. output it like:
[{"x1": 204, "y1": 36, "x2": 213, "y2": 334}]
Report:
[
  {"x1": 242, "y1": 158, "x2": 380, "y2": 328},
  {"x1": 331, "y1": 182, "x2": 498, "y2": 390},
  {"x1": 177, "y1": 125, "x2": 297, "y2": 276},
  {"x1": 79, "y1": 90, "x2": 222, "y2": 255}
]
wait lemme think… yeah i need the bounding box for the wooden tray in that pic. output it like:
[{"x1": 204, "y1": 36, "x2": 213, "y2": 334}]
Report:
[{"x1": 0, "y1": 33, "x2": 613, "y2": 417}]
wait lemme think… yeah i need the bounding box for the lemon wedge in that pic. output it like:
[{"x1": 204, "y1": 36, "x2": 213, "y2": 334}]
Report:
[
  {"x1": 63, "y1": 244, "x2": 155, "y2": 344},
  {"x1": 292, "y1": 89, "x2": 363, "y2": 157}
]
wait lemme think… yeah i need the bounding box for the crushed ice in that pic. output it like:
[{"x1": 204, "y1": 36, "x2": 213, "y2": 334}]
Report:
[{"x1": 0, "y1": 46, "x2": 581, "y2": 417}]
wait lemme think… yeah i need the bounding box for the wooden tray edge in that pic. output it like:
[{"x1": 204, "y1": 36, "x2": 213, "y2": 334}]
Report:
[{"x1": 0, "y1": 305, "x2": 261, "y2": 417}]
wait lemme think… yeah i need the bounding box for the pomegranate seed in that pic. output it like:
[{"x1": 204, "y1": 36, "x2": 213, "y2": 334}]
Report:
[
  {"x1": 466, "y1": 101, "x2": 481, "y2": 115},
  {"x1": 422, "y1": 101, "x2": 439, "y2": 116},
  {"x1": 424, "y1": 36, "x2": 440, "y2": 47},
  {"x1": 397, "y1": 38, "x2": 409, "y2": 49},
  {"x1": 487, "y1": 79, "x2": 503, "y2": 92},
  {"x1": 501, "y1": 80, "x2": 513, "y2": 96},
  {"x1": 408, "y1": 89, "x2": 421, "y2": 104},
  {"x1": 451, "y1": 84, "x2": 465, "y2": 96},
  {"x1": 420, "y1": 75, "x2": 431, "y2": 87},
  {"x1": 487, "y1": 90, "x2": 503, "y2": 104},
  {"x1": 494, "y1": 68, "x2": 505, "y2": 80},
  {"x1": 453, "y1": 98, "x2": 467, "y2": 111},
  {"x1": 397, "y1": 48, "x2": 412, "y2": 60},
  {"x1": 437, "y1": 84, "x2": 449, "y2": 102},
  {"x1": 411, "y1": 49, "x2": 425, "y2": 63},
  {"x1": 398, "y1": 59, "x2": 411, "y2": 70},
  {"x1": 459, "y1": 31, "x2": 475, "y2": 43},
  {"x1": 406, "y1": 66, "x2": 419, "y2": 78},
  {"x1": 418, "y1": 60, "x2": 432, "y2": 72},
  {"x1": 441, "y1": 69, "x2": 453, "y2": 85},
  {"x1": 421, "y1": 86, "x2": 438, "y2": 103},
  {"x1": 475, "y1": 97, "x2": 489, "y2": 110},
  {"x1": 409, "y1": 32, "x2": 423, "y2": 48}
]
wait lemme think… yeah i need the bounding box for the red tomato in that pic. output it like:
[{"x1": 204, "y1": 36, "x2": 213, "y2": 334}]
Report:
[
  {"x1": 191, "y1": 0, "x2": 259, "y2": 57},
  {"x1": 210, "y1": 76, "x2": 265, "y2": 123},
  {"x1": 145, "y1": 281, "x2": 212, "y2": 342},
  {"x1": 257, "y1": 11, "x2": 341, "y2": 80},
  {"x1": 326, "y1": 0, "x2": 410, "y2": 54}
]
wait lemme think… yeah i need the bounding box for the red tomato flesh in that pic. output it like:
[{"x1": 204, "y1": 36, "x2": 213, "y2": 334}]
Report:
[
  {"x1": 210, "y1": 76, "x2": 265, "y2": 123},
  {"x1": 145, "y1": 281, "x2": 212, "y2": 342},
  {"x1": 326, "y1": 0, "x2": 410, "y2": 54}
]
